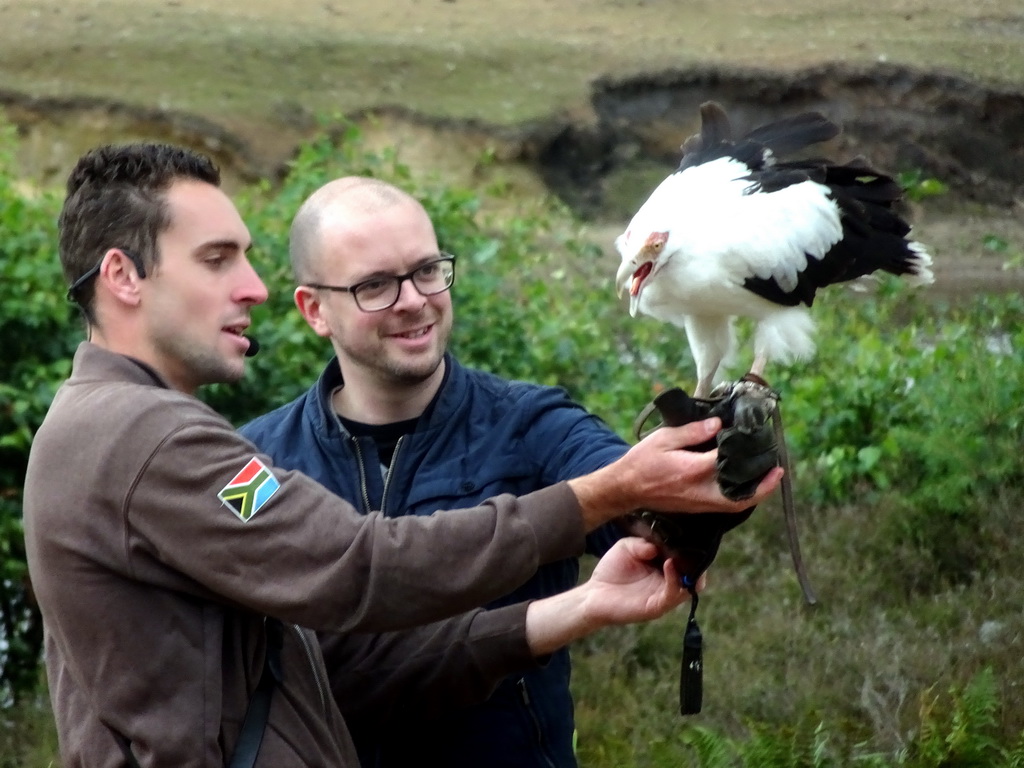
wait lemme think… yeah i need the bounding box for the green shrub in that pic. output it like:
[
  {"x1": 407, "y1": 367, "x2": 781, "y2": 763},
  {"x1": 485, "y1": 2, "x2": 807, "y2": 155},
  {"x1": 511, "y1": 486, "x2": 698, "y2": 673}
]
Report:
[
  {"x1": 0, "y1": 688, "x2": 60, "y2": 768},
  {"x1": 2, "y1": 121, "x2": 1023, "y2": 765},
  {"x1": 0, "y1": 125, "x2": 70, "y2": 705}
]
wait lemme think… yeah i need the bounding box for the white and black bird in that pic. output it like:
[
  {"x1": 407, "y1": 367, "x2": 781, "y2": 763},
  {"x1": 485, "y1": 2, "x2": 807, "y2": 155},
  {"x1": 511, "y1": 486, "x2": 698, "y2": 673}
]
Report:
[{"x1": 615, "y1": 101, "x2": 934, "y2": 397}]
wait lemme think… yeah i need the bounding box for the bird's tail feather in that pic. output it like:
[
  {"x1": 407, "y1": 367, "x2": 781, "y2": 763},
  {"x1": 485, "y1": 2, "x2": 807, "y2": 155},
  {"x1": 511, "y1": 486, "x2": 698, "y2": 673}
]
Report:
[
  {"x1": 903, "y1": 241, "x2": 935, "y2": 285},
  {"x1": 824, "y1": 166, "x2": 935, "y2": 287}
]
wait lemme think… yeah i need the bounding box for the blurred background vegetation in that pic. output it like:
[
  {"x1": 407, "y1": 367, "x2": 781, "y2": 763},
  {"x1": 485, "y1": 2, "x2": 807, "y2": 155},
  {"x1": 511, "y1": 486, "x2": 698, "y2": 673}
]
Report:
[{"x1": 1, "y1": 118, "x2": 1023, "y2": 766}]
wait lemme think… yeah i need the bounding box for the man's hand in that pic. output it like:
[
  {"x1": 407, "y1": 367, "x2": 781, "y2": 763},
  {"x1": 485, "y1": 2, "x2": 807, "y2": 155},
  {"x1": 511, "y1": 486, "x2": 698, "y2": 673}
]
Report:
[
  {"x1": 524, "y1": 537, "x2": 695, "y2": 656},
  {"x1": 568, "y1": 418, "x2": 784, "y2": 530}
]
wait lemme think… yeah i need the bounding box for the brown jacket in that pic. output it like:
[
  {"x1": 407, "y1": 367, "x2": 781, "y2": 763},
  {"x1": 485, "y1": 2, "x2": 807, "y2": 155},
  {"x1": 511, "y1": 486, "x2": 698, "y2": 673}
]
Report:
[{"x1": 23, "y1": 343, "x2": 585, "y2": 767}]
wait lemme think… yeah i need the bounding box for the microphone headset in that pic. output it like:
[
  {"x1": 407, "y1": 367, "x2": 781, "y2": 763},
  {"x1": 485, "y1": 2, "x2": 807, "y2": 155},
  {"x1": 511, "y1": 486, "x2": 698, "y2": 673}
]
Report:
[{"x1": 243, "y1": 336, "x2": 260, "y2": 358}]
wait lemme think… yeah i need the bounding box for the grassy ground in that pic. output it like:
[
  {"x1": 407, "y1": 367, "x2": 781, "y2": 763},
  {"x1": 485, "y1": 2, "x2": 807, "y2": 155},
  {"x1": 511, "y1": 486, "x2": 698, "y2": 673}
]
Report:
[{"x1": 2, "y1": 0, "x2": 1023, "y2": 162}]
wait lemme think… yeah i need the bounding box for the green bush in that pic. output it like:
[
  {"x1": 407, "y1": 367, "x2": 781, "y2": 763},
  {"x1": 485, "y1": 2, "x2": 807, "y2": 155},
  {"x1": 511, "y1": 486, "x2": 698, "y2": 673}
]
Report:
[
  {"x1": 0, "y1": 125, "x2": 70, "y2": 706},
  {"x1": 775, "y1": 289, "x2": 1024, "y2": 591},
  {"x1": 2, "y1": 121, "x2": 1023, "y2": 766}
]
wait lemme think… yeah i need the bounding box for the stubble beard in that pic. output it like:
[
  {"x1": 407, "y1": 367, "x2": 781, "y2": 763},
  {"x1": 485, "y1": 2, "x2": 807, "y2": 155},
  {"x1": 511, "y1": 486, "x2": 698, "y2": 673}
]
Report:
[
  {"x1": 154, "y1": 332, "x2": 244, "y2": 389},
  {"x1": 380, "y1": 354, "x2": 442, "y2": 386},
  {"x1": 343, "y1": 316, "x2": 451, "y2": 387}
]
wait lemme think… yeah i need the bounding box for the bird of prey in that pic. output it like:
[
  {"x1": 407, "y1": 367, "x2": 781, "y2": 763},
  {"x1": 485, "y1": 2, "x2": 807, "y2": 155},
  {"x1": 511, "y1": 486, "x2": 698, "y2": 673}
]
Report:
[{"x1": 615, "y1": 101, "x2": 934, "y2": 397}]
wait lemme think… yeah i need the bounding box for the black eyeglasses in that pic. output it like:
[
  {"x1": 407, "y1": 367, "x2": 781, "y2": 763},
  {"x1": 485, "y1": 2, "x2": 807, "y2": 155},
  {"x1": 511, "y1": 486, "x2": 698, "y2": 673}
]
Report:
[
  {"x1": 66, "y1": 249, "x2": 148, "y2": 304},
  {"x1": 305, "y1": 255, "x2": 456, "y2": 312}
]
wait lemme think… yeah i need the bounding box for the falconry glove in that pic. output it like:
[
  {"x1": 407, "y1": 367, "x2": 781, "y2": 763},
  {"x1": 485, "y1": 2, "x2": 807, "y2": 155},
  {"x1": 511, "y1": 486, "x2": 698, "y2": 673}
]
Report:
[
  {"x1": 625, "y1": 373, "x2": 780, "y2": 588},
  {"x1": 712, "y1": 377, "x2": 783, "y2": 501},
  {"x1": 622, "y1": 374, "x2": 814, "y2": 716}
]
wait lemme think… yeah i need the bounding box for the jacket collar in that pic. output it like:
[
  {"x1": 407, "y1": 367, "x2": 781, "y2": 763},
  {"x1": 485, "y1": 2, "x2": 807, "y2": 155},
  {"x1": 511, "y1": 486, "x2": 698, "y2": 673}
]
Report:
[
  {"x1": 71, "y1": 341, "x2": 172, "y2": 390},
  {"x1": 310, "y1": 353, "x2": 462, "y2": 438}
]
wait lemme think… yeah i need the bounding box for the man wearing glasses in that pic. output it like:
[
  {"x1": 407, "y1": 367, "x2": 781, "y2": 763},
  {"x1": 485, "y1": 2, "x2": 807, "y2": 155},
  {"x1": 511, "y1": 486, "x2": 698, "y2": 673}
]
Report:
[
  {"x1": 241, "y1": 177, "x2": 656, "y2": 767},
  {"x1": 304, "y1": 255, "x2": 455, "y2": 314}
]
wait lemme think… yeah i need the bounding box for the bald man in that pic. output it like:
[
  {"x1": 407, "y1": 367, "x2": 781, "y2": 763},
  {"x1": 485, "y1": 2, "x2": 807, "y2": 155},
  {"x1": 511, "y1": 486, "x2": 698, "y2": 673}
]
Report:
[{"x1": 239, "y1": 178, "x2": 771, "y2": 768}]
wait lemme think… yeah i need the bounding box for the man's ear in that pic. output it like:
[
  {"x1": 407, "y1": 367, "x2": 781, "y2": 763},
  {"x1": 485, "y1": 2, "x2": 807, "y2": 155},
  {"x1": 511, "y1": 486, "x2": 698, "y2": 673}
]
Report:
[
  {"x1": 100, "y1": 249, "x2": 145, "y2": 307},
  {"x1": 294, "y1": 286, "x2": 332, "y2": 337}
]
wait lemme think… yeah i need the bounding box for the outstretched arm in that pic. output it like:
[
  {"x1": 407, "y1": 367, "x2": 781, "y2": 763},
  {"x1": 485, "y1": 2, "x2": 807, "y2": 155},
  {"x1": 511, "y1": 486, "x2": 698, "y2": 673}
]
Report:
[{"x1": 327, "y1": 536, "x2": 696, "y2": 721}]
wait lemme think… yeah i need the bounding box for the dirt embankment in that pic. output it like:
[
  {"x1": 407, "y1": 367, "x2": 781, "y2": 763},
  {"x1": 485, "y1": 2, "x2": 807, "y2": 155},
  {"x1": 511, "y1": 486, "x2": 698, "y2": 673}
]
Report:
[
  {"x1": 4, "y1": 62, "x2": 1023, "y2": 295},
  {"x1": 570, "y1": 63, "x2": 1024, "y2": 212}
]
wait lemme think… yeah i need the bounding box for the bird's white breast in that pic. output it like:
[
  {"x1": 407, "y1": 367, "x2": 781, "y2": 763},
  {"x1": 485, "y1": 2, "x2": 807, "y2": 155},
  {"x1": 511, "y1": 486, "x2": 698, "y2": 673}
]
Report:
[{"x1": 622, "y1": 157, "x2": 844, "y2": 322}]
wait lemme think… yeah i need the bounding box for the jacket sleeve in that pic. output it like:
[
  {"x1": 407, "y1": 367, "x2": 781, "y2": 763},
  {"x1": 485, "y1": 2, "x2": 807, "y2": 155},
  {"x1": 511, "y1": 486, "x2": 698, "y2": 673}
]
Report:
[
  {"x1": 320, "y1": 603, "x2": 537, "y2": 718},
  {"x1": 121, "y1": 404, "x2": 586, "y2": 633},
  {"x1": 519, "y1": 387, "x2": 631, "y2": 557}
]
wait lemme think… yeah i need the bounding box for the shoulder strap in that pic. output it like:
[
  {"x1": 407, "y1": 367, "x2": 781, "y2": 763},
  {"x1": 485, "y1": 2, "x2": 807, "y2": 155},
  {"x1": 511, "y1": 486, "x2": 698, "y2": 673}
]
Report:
[{"x1": 228, "y1": 618, "x2": 284, "y2": 768}]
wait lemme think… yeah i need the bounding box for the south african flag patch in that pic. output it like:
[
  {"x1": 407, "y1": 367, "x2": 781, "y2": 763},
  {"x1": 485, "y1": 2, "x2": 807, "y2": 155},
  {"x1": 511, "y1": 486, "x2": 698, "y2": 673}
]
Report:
[{"x1": 218, "y1": 457, "x2": 280, "y2": 522}]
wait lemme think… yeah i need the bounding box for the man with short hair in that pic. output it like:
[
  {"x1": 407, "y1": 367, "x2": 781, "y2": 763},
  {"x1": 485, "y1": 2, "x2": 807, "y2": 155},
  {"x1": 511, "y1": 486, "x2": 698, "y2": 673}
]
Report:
[
  {"x1": 239, "y1": 177, "x2": 747, "y2": 766},
  {"x1": 24, "y1": 143, "x2": 782, "y2": 767}
]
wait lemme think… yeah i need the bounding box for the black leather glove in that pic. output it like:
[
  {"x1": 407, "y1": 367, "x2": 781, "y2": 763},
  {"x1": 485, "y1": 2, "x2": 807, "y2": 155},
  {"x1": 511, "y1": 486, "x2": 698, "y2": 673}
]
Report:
[
  {"x1": 620, "y1": 375, "x2": 781, "y2": 589},
  {"x1": 711, "y1": 377, "x2": 780, "y2": 501},
  {"x1": 621, "y1": 377, "x2": 809, "y2": 716}
]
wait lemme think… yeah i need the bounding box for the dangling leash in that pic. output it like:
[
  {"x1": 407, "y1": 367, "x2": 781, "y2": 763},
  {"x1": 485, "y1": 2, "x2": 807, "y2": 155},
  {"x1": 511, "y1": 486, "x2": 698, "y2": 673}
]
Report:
[{"x1": 770, "y1": 403, "x2": 817, "y2": 605}]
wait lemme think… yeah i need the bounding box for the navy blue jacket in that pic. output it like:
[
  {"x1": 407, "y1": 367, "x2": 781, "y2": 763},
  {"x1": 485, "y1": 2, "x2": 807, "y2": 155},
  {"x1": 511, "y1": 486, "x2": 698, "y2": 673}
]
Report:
[{"x1": 240, "y1": 354, "x2": 629, "y2": 768}]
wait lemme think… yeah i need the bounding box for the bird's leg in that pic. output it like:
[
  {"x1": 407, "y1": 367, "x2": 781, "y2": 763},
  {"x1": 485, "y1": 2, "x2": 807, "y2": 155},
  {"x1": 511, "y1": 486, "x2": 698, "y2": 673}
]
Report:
[
  {"x1": 749, "y1": 351, "x2": 768, "y2": 379},
  {"x1": 684, "y1": 315, "x2": 732, "y2": 400},
  {"x1": 693, "y1": 374, "x2": 715, "y2": 399}
]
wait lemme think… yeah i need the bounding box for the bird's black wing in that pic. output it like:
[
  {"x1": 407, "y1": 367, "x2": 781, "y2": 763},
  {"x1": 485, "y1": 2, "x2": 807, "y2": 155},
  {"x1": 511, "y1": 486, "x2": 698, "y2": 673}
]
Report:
[
  {"x1": 677, "y1": 101, "x2": 840, "y2": 174},
  {"x1": 741, "y1": 157, "x2": 925, "y2": 307}
]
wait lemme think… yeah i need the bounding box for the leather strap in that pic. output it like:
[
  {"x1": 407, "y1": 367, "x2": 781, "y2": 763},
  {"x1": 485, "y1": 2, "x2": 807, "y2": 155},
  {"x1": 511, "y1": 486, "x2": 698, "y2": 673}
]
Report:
[
  {"x1": 228, "y1": 617, "x2": 284, "y2": 768},
  {"x1": 771, "y1": 406, "x2": 817, "y2": 604}
]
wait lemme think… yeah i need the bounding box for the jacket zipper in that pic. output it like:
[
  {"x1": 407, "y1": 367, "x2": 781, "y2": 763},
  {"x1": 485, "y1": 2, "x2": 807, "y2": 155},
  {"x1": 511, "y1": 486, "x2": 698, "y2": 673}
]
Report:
[
  {"x1": 291, "y1": 623, "x2": 329, "y2": 718},
  {"x1": 379, "y1": 436, "x2": 405, "y2": 516},
  {"x1": 349, "y1": 436, "x2": 373, "y2": 513},
  {"x1": 517, "y1": 678, "x2": 558, "y2": 768}
]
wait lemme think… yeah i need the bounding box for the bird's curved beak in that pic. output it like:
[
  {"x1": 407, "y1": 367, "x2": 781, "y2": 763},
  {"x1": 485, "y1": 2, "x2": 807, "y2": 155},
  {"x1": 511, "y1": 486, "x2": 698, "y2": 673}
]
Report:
[
  {"x1": 615, "y1": 259, "x2": 634, "y2": 300},
  {"x1": 618, "y1": 261, "x2": 653, "y2": 318},
  {"x1": 616, "y1": 261, "x2": 644, "y2": 318}
]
